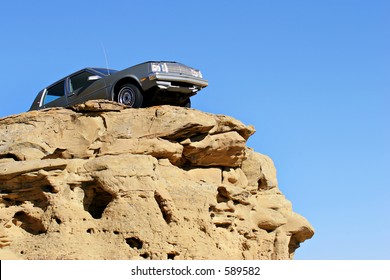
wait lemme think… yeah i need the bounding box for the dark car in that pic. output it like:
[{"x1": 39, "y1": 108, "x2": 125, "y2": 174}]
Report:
[{"x1": 29, "y1": 61, "x2": 208, "y2": 110}]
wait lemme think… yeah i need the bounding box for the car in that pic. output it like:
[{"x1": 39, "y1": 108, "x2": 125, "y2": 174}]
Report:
[{"x1": 29, "y1": 61, "x2": 208, "y2": 110}]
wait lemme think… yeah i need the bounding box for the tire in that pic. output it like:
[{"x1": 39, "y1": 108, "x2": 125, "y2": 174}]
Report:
[
  {"x1": 182, "y1": 98, "x2": 191, "y2": 108},
  {"x1": 116, "y1": 84, "x2": 143, "y2": 108}
]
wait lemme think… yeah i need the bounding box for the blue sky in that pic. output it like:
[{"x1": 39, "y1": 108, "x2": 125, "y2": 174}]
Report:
[{"x1": 1, "y1": 0, "x2": 389, "y2": 259}]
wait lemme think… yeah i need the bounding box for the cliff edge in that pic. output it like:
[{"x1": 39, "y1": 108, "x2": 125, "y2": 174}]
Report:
[{"x1": 0, "y1": 100, "x2": 314, "y2": 260}]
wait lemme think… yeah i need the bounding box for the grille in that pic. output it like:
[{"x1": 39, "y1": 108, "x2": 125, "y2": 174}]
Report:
[{"x1": 165, "y1": 63, "x2": 193, "y2": 76}]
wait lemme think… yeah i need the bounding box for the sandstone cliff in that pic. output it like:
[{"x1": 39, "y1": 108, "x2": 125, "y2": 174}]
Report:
[{"x1": 0, "y1": 100, "x2": 314, "y2": 260}]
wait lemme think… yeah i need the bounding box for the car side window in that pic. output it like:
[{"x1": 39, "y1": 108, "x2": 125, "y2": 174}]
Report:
[
  {"x1": 44, "y1": 81, "x2": 65, "y2": 105},
  {"x1": 69, "y1": 71, "x2": 95, "y2": 94}
]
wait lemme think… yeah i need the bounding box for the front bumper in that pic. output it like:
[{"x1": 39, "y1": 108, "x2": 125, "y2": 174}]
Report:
[{"x1": 148, "y1": 73, "x2": 208, "y2": 94}]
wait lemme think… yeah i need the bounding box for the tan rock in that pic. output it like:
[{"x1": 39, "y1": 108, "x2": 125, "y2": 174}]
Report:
[
  {"x1": 101, "y1": 106, "x2": 216, "y2": 140},
  {"x1": 252, "y1": 191, "x2": 293, "y2": 212},
  {"x1": 182, "y1": 131, "x2": 246, "y2": 167},
  {"x1": 185, "y1": 167, "x2": 222, "y2": 185},
  {"x1": 217, "y1": 185, "x2": 251, "y2": 205},
  {"x1": 210, "y1": 114, "x2": 255, "y2": 140},
  {"x1": 71, "y1": 99, "x2": 127, "y2": 112},
  {"x1": 281, "y1": 212, "x2": 315, "y2": 243},
  {"x1": 251, "y1": 207, "x2": 288, "y2": 231},
  {"x1": 241, "y1": 148, "x2": 278, "y2": 190},
  {"x1": 0, "y1": 158, "x2": 67, "y2": 181},
  {"x1": 0, "y1": 100, "x2": 314, "y2": 260},
  {"x1": 0, "y1": 248, "x2": 21, "y2": 260},
  {"x1": 222, "y1": 167, "x2": 248, "y2": 187},
  {"x1": 99, "y1": 138, "x2": 183, "y2": 164}
]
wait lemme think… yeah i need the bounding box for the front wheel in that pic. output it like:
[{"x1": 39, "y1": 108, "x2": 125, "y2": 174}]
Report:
[
  {"x1": 116, "y1": 84, "x2": 143, "y2": 108},
  {"x1": 182, "y1": 98, "x2": 191, "y2": 108}
]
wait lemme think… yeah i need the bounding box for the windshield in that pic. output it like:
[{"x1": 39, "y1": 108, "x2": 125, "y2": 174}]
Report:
[{"x1": 92, "y1": 68, "x2": 118, "y2": 76}]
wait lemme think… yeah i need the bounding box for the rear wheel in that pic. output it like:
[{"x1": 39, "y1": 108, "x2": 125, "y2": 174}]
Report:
[{"x1": 116, "y1": 84, "x2": 143, "y2": 108}]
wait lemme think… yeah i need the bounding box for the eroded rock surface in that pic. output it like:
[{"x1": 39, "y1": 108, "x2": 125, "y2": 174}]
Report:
[{"x1": 0, "y1": 100, "x2": 314, "y2": 260}]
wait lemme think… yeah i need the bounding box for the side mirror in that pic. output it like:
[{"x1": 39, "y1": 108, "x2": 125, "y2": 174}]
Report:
[{"x1": 88, "y1": 75, "x2": 101, "y2": 81}]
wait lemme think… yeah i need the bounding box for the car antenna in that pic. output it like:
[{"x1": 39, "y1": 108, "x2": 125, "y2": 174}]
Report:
[{"x1": 100, "y1": 42, "x2": 111, "y2": 75}]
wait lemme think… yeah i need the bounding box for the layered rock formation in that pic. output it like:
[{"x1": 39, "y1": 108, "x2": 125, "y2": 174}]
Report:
[{"x1": 0, "y1": 100, "x2": 314, "y2": 260}]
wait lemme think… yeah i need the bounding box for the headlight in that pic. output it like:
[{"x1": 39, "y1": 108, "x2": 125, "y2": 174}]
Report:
[
  {"x1": 191, "y1": 69, "x2": 203, "y2": 78},
  {"x1": 151, "y1": 63, "x2": 161, "y2": 72},
  {"x1": 151, "y1": 63, "x2": 168, "y2": 73}
]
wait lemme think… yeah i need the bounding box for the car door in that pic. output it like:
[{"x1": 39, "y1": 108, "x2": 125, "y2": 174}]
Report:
[
  {"x1": 41, "y1": 79, "x2": 68, "y2": 108},
  {"x1": 67, "y1": 70, "x2": 108, "y2": 106}
]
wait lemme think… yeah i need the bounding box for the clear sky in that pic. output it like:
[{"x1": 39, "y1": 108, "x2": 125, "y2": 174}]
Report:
[{"x1": 0, "y1": 0, "x2": 388, "y2": 260}]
